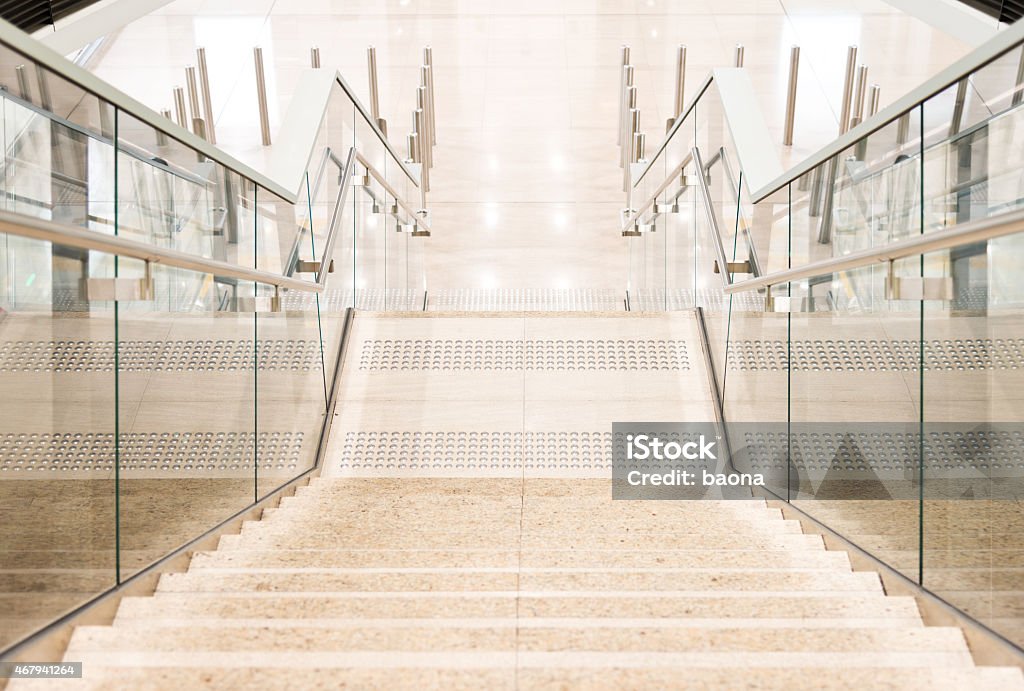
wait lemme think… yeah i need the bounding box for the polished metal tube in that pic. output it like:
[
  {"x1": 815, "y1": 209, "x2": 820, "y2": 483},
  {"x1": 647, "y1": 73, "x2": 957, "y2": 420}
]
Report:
[
  {"x1": 367, "y1": 46, "x2": 380, "y2": 122},
  {"x1": 896, "y1": 111, "x2": 911, "y2": 146},
  {"x1": 157, "y1": 109, "x2": 172, "y2": 146},
  {"x1": 173, "y1": 86, "x2": 188, "y2": 128},
  {"x1": 867, "y1": 84, "x2": 880, "y2": 117},
  {"x1": 623, "y1": 108, "x2": 639, "y2": 193},
  {"x1": 674, "y1": 44, "x2": 687, "y2": 118},
  {"x1": 185, "y1": 66, "x2": 202, "y2": 124},
  {"x1": 424, "y1": 46, "x2": 436, "y2": 145},
  {"x1": 1014, "y1": 46, "x2": 1024, "y2": 107},
  {"x1": 196, "y1": 48, "x2": 216, "y2": 144},
  {"x1": 949, "y1": 78, "x2": 968, "y2": 137},
  {"x1": 621, "y1": 85, "x2": 637, "y2": 167},
  {"x1": 34, "y1": 65, "x2": 51, "y2": 110},
  {"x1": 734, "y1": 44, "x2": 745, "y2": 67},
  {"x1": 417, "y1": 86, "x2": 431, "y2": 169},
  {"x1": 414, "y1": 108, "x2": 427, "y2": 168},
  {"x1": 783, "y1": 45, "x2": 800, "y2": 146},
  {"x1": 15, "y1": 65, "x2": 29, "y2": 100},
  {"x1": 634, "y1": 132, "x2": 646, "y2": 163},
  {"x1": 407, "y1": 132, "x2": 419, "y2": 163},
  {"x1": 617, "y1": 46, "x2": 630, "y2": 142},
  {"x1": 311, "y1": 46, "x2": 321, "y2": 68},
  {"x1": 413, "y1": 109, "x2": 428, "y2": 192},
  {"x1": 850, "y1": 64, "x2": 868, "y2": 130},
  {"x1": 839, "y1": 45, "x2": 857, "y2": 134},
  {"x1": 618, "y1": 63, "x2": 634, "y2": 148},
  {"x1": 420, "y1": 68, "x2": 433, "y2": 155},
  {"x1": 254, "y1": 47, "x2": 271, "y2": 146}
]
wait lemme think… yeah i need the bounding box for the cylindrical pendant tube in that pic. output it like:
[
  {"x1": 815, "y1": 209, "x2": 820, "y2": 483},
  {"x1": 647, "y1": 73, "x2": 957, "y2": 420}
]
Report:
[
  {"x1": 783, "y1": 45, "x2": 800, "y2": 146},
  {"x1": 196, "y1": 48, "x2": 217, "y2": 144},
  {"x1": 254, "y1": 47, "x2": 271, "y2": 146},
  {"x1": 839, "y1": 45, "x2": 857, "y2": 134}
]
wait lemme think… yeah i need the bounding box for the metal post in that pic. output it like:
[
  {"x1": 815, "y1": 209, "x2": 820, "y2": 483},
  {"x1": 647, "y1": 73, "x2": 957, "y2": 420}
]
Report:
[
  {"x1": 617, "y1": 46, "x2": 630, "y2": 142},
  {"x1": 158, "y1": 109, "x2": 171, "y2": 146},
  {"x1": 839, "y1": 45, "x2": 857, "y2": 134},
  {"x1": 424, "y1": 46, "x2": 436, "y2": 145},
  {"x1": 850, "y1": 64, "x2": 868, "y2": 130},
  {"x1": 783, "y1": 45, "x2": 800, "y2": 146},
  {"x1": 367, "y1": 46, "x2": 380, "y2": 122},
  {"x1": 417, "y1": 86, "x2": 431, "y2": 170},
  {"x1": 619, "y1": 64, "x2": 634, "y2": 148},
  {"x1": 896, "y1": 112, "x2": 911, "y2": 146},
  {"x1": 173, "y1": 87, "x2": 188, "y2": 128},
  {"x1": 311, "y1": 46, "x2": 321, "y2": 69},
  {"x1": 196, "y1": 48, "x2": 216, "y2": 144},
  {"x1": 867, "y1": 84, "x2": 881, "y2": 117},
  {"x1": 254, "y1": 47, "x2": 271, "y2": 146},
  {"x1": 623, "y1": 108, "x2": 639, "y2": 194},
  {"x1": 634, "y1": 132, "x2": 646, "y2": 163},
  {"x1": 1014, "y1": 46, "x2": 1024, "y2": 107},
  {"x1": 34, "y1": 65, "x2": 51, "y2": 111},
  {"x1": 734, "y1": 44, "x2": 745, "y2": 67},
  {"x1": 407, "y1": 132, "x2": 419, "y2": 163},
  {"x1": 621, "y1": 85, "x2": 636, "y2": 167},
  {"x1": 949, "y1": 78, "x2": 968, "y2": 137},
  {"x1": 673, "y1": 44, "x2": 687, "y2": 118},
  {"x1": 413, "y1": 109, "x2": 428, "y2": 192},
  {"x1": 185, "y1": 66, "x2": 202, "y2": 133},
  {"x1": 419, "y1": 68, "x2": 433, "y2": 157},
  {"x1": 15, "y1": 65, "x2": 29, "y2": 100},
  {"x1": 192, "y1": 118, "x2": 207, "y2": 153}
]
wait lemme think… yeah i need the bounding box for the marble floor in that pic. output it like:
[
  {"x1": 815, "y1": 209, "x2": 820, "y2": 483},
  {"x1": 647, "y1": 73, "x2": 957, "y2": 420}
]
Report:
[{"x1": 81, "y1": 0, "x2": 974, "y2": 295}]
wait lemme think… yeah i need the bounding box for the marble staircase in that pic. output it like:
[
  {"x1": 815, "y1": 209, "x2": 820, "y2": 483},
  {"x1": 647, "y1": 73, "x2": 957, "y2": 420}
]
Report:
[{"x1": 9, "y1": 312, "x2": 1024, "y2": 689}]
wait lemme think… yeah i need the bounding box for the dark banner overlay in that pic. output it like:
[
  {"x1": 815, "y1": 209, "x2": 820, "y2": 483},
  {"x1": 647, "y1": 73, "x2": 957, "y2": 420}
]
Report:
[{"x1": 612, "y1": 422, "x2": 1024, "y2": 500}]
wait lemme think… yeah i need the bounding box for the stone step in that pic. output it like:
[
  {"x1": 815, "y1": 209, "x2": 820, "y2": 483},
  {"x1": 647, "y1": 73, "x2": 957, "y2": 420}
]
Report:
[
  {"x1": 215, "y1": 531, "x2": 826, "y2": 551},
  {"x1": 155, "y1": 570, "x2": 881, "y2": 594},
  {"x1": 13, "y1": 666, "x2": 1020, "y2": 691},
  {"x1": 112, "y1": 593, "x2": 922, "y2": 622},
  {"x1": 186, "y1": 548, "x2": 853, "y2": 571},
  {"x1": 66, "y1": 624, "x2": 966, "y2": 654},
  {"x1": 237, "y1": 518, "x2": 807, "y2": 539}
]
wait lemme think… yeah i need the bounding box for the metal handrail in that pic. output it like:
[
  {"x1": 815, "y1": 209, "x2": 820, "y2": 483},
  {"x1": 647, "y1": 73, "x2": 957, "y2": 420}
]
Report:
[
  {"x1": 751, "y1": 20, "x2": 1024, "y2": 202},
  {"x1": 0, "y1": 145, "x2": 418, "y2": 294},
  {"x1": 692, "y1": 146, "x2": 742, "y2": 288},
  {"x1": 0, "y1": 210, "x2": 320, "y2": 292},
  {"x1": 723, "y1": 206, "x2": 1024, "y2": 295},
  {"x1": 620, "y1": 151, "x2": 694, "y2": 231},
  {"x1": 356, "y1": 151, "x2": 431, "y2": 230}
]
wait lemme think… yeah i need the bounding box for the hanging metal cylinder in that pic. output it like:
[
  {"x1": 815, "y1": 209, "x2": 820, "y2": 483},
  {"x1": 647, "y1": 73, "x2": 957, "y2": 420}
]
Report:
[
  {"x1": 839, "y1": 45, "x2": 858, "y2": 135},
  {"x1": 783, "y1": 45, "x2": 800, "y2": 146}
]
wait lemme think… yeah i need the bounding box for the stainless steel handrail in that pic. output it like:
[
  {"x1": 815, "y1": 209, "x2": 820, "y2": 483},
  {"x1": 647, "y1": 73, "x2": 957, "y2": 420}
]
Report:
[
  {"x1": 356, "y1": 151, "x2": 431, "y2": 230},
  {"x1": 315, "y1": 147, "x2": 356, "y2": 289},
  {"x1": 751, "y1": 20, "x2": 1024, "y2": 202},
  {"x1": 620, "y1": 151, "x2": 694, "y2": 231},
  {"x1": 692, "y1": 146, "x2": 743, "y2": 288},
  {"x1": 0, "y1": 143, "x2": 424, "y2": 294},
  {"x1": 723, "y1": 206, "x2": 1024, "y2": 295},
  {"x1": 0, "y1": 210, "x2": 321, "y2": 292}
]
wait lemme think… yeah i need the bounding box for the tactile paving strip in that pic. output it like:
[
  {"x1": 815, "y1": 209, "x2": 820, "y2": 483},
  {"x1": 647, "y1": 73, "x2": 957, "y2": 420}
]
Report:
[
  {"x1": 630, "y1": 290, "x2": 765, "y2": 312},
  {"x1": 429, "y1": 289, "x2": 625, "y2": 312},
  {"x1": 334, "y1": 430, "x2": 1024, "y2": 477},
  {"x1": 358, "y1": 340, "x2": 690, "y2": 370},
  {"x1": 740, "y1": 430, "x2": 1024, "y2": 475},
  {"x1": 727, "y1": 338, "x2": 1024, "y2": 371},
  {"x1": 0, "y1": 340, "x2": 323, "y2": 372},
  {"x1": 0, "y1": 432, "x2": 306, "y2": 473},
  {"x1": 338, "y1": 431, "x2": 522, "y2": 471}
]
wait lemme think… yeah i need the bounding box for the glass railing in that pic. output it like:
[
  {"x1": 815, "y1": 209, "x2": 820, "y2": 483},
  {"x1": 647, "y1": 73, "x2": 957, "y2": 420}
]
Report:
[
  {"x1": 625, "y1": 19, "x2": 1024, "y2": 649},
  {"x1": 0, "y1": 16, "x2": 429, "y2": 654}
]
